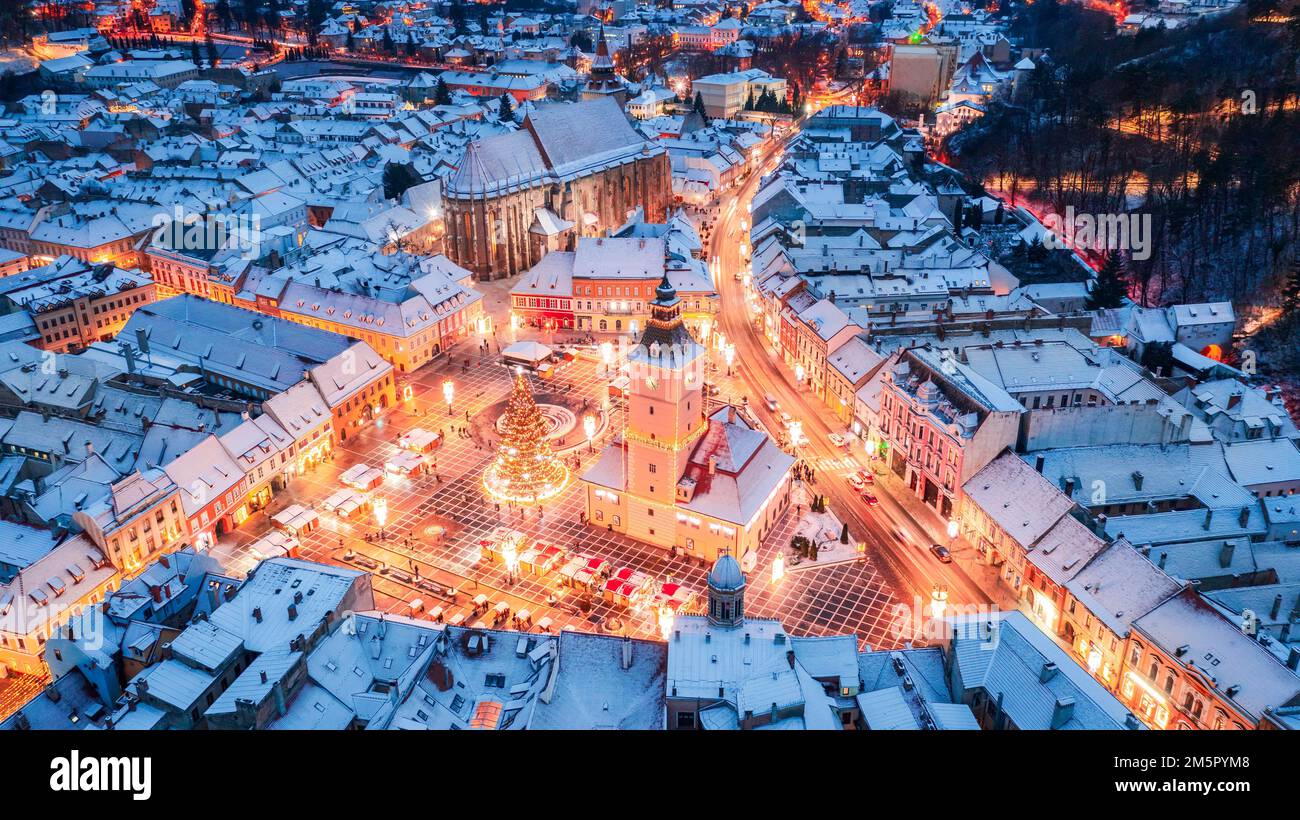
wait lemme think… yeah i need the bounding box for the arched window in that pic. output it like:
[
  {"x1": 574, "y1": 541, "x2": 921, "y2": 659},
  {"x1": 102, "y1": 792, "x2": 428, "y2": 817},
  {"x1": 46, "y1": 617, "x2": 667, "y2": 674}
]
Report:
[{"x1": 1148, "y1": 660, "x2": 1159, "y2": 680}]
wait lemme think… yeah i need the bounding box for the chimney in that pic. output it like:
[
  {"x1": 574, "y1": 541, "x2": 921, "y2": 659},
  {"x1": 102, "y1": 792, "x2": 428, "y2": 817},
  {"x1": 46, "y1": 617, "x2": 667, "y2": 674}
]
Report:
[
  {"x1": 1124, "y1": 714, "x2": 1141, "y2": 730},
  {"x1": 253, "y1": 606, "x2": 263, "y2": 623},
  {"x1": 1050, "y1": 697, "x2": 1076, "y2": 729},
  {"x1": 1034, "y1": 454, "x2": 1044, "y2": 473},
  {"x1": 149, "y1": 585, "x2": 162, "y2": 603},
  {"x1": 288, "y1": 603, "x2": 298, "y2": 621},
  {"x1": 1203, "y1": 508, "x2": 1214, "y2": 530},
  {"x1": 1271, "y1": 594, "x2": 1283, "y2": 620},
  {"x1": 1158, "y1": 552, "x2": 1168, "y2": 569},
  {"x1": 259, "y1": 670, "x2": 268, "y2": 684},
  {"x1": 708, "y1": 455, "x2": 717, "y2": 475},
  {"x1": 1132, "y1": 471, "x2": 1143, "y2": 491},
  {"x1": 620, "y1": 636, "x2": 632, "y2": 670},
  {"x1": 1239, "y1": 507, "x2": 1250, "y2": 527},
  {"x1": 1227, "y1": 391, "x2": 1242, "y2": 410},
  {"x1": 1039, "y1": 662, "x2": 1058, "y2": 683},
  {"x1": 1289, "y1": 647, "x2": 1300, "y2": 672},
  {"x1": 136, "y1": 678, "x2": 149, "y2": 696},
  {"x1": 727, "y1": 405, "x2": 736, "y2": 424},
  {"x1": 1219, "y1": 541, "x2": 1235, "y2": 568},
  {"x1": 85, "y1": 441, "x2": 94, "y2": 457}
]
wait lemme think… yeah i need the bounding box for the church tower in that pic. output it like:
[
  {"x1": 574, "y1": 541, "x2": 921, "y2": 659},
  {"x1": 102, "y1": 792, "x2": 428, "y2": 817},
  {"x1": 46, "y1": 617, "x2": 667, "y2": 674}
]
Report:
[
  {"x1": 706, "y1": 552, "x2": 745, "y2": 629},
  {"x1": 582, "y1": 28, "x2": 627, "y2": 108},
  {"x1": 622, "y1": 274, "x2": 707, "y2": 545}
]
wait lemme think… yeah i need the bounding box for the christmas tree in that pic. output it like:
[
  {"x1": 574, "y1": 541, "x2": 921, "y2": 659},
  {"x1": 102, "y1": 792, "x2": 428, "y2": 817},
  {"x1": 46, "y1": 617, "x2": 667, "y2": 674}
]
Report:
[{"x1": 483, "y1": 373, "x2": 568, "y2": 503}]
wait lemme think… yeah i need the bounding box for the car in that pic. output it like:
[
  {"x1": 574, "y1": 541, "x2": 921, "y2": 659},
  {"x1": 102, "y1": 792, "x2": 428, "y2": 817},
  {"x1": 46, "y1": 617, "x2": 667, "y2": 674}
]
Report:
[
  {"x1": 764, "y1": 393, "x2": 779, "y2": 411},
  {"x1": 779, "y1": 411, "x2": 793, "y2": 426},
  {"x1": 847, "y1": 474, "x2": 866, "y2": 491},
  {"x1": 828, "y1": 432, "x2": 847, "y2": 447},
  {"x1": 855, "y1": 469, "x2": 874, "y2": 485},
  {"x1": 862, "y1": 492, "x2": 880, "y2": 507},
  {"x1": 929, "y1": 544, "x2": 953, "y2": 563}
]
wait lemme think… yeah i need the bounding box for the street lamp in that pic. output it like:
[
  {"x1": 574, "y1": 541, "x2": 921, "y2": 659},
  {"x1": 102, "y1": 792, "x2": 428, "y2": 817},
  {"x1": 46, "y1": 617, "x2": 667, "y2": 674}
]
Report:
[
  {"x1": 657, "y1": 605, "x2": 675, "y2": 640},
  {"x1": 373, "y1": 496, "x2": 388, "y2": 540},
  {"x1": 724, "y1": 343, "x2": 736, "y2": 376},
  {"x1": 583, "y1": 413, "x2": 596, "y2": 453},
  {"x1": 442, "y1": 379, "x2": 454, "y2": 415},
  {"x1": 929, "y1": 584, "x2": 949, "y2": 620},
  {"x1": 947, "y1": 518, "x2": 959, "y2": 549},
  {"x1": 771, "y1": 552, "x2": 785, "y2": 584},
  {"x1": 502, "y1": 538, "x2": 520, "y2": 584},
  {"x1": 794, "y1": 363, "x2": 805, "y2": 384}
]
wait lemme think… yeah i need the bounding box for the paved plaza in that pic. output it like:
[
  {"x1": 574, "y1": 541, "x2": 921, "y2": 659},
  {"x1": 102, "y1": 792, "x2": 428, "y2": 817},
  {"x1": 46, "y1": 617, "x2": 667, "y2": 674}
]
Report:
[{"x1": 211, "y1": 335, "x2": 910, "y2": 649}]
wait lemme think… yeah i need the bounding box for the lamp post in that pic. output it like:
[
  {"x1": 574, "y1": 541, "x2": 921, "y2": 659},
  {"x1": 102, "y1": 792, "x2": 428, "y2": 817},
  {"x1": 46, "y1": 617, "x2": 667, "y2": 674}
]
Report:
[
  {"x1": 657, "y1": 605, "x2": 675, "y2": 640},
  {"x1": 373, "y1": 496, "x2": 388, "y2": 541},
  {"x1": 502, "y1": 538, "x2": 519, "y2": 585},
  {"x1": 771, "y1": 552, "x2": 785, "y2": 584},
  {"x1": 929, "y1": 583, "x2": 949, "y2": 620},
  {"x1": 947, "y1": 518, "x2": 959, "y2": 548},
  {"x1": 724, "y1": 342, "x2": 736, "y2": 376},
  {"x1": 442, "y1": 379, "x2": 454, "y2": 416},
  {"x1": 599, "y1": 340, "x2": 614, "y2": 378},
  {"x1": 583, "y1": 413, "x2": 596, "y2": 453}
]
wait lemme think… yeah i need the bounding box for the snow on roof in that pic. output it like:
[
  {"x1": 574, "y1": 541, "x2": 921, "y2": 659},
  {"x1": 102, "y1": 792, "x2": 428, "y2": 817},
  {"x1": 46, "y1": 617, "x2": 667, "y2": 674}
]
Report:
[
  {"x1": 964, "y1": 451, "x2": 1076, "y2": 548},
  {"x1": 1134, "y1": 589, "x2": 1300, "y2": 722},
  {"x1": 856, "y1": 686, "x2": 920, "y2": 729},
  {"x1": 948, "y1": 611, "x2": 1139, "y2": 729},
  {"x1": 207, "y1": 557, "x2": 366, "y2": 654}
]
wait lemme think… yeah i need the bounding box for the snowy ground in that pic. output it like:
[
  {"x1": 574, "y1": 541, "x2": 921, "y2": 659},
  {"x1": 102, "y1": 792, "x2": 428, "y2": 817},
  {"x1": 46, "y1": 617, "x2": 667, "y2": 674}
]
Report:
[
  {"x1": 0, "y1": 50, "x2": 37, "y2": 75},
  {"x1": 785, "y1": 508, "x2": 861, "y2": 570}
]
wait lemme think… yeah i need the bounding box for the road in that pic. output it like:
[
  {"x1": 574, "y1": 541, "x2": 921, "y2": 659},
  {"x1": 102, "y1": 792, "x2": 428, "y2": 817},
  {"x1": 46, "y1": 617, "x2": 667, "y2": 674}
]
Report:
[{"x1": 705, "y1": 131, "x2": 994, "y2": 613}]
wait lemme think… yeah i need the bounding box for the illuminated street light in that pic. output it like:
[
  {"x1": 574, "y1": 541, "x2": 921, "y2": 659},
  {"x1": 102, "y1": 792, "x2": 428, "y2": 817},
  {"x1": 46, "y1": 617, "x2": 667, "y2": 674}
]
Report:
[
  {"x1": 373, "y1": 496, "x2": 388, "y2": 540},
  {"x1": 657, "y1": 605, "x2": 675, "y2": 640},
  {"x1": 929, "y1": 584, "x2": 949, "y2": 620},
  {"x1": 443, "y1": 379, "x2": 454, "y2": 415},
  {"x1": 583, "y1": 413, "x2": 597, "y2": 453},
  {"x1": 724, "y1": 343, "x2": 736, "y2": 376},
  {"x1": 502, "y1": 537, "x2": 520, "y2": 583},
  {"x1": 771, "y1": 552, "x2": 785, "y2": 584},
  {"x1": 947, "y1": 518, "x2": 960, "y2": 542},
  {"x1": 794, "y1": 363, "x2": 806, "y2": 383}
]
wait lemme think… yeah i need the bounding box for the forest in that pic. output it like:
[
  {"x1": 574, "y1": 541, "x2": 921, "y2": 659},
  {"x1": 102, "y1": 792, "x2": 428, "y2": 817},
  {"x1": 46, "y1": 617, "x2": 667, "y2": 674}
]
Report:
[{"x1": 949, "y1": 0, "x2": 1300, "y2": 330}]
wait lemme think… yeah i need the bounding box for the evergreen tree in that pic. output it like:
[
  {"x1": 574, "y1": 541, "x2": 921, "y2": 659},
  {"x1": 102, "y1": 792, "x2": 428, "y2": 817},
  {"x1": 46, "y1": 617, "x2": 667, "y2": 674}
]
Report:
[
  {"x1": 383, "y1": 162, "x2": 422, "y2": 200},
  {"x1": 191, "y1": 41, "x2": 202, "y2": 67},
  {"x1": 1086, "y1": 252, "x2": 1129, "y2": 310},
  {"x1": 434, "y1": 76, "x2": 452, "y2": 105},
  {"x1": 406, "y1": 31, "x2": 417, "y2": 58},
  {"x1": 205, "y1": 35, "x2": 219, "y2": 67},
  {"x1": 693, "y1": 90, "x2": 708, "y2": 119},
  {"x1": 1282, "y1": 256, "x2": 1300, "y2": 317},
  {"x1": 345, "y1": 29, "x2": 355, "y2": 52},
  {"x1": 498, "y1": 93, "x2": 515, "y2": 122}
]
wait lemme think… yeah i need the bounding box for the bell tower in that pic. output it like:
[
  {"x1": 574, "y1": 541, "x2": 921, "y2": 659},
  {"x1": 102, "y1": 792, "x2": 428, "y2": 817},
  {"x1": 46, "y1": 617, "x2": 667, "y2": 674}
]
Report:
[{"x1": 624, "y1": 274, "x2": 707, "y2": 509}]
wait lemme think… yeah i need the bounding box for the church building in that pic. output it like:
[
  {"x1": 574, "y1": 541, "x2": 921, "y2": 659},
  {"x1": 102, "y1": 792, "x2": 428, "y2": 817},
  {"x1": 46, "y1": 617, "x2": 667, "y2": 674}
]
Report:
[
  {"x1": 443, "y1": 97, "x2": 671, "y2": 280},
  {"x1": 581, "y1": 274, "x2": 794, "y2": 566}
]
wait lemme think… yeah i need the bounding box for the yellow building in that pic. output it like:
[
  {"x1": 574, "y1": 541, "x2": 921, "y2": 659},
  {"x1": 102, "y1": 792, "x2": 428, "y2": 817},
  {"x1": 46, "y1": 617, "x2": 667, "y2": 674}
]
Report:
[{"x1": 582, "y1": 275, "x2": 794, "y2": 565}]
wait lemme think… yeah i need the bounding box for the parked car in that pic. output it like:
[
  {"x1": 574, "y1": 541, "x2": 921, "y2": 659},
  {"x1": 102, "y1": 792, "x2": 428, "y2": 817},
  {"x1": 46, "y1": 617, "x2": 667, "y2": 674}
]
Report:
[
  {"x1": 862, "y1": 492, "x2": 880, "y2": 507},
  {"x1": 855, "y1": 469, "x2": 874, "y2": 485},
  {"x1": 847, "y1": 473, "x2": 866, "y2": 492},
  {"x1": 764, "y1": 393, "x2": 779, "y2": 411},
  {"x1": 929, "y1": 544, "x2": 953, "y2": 563}
]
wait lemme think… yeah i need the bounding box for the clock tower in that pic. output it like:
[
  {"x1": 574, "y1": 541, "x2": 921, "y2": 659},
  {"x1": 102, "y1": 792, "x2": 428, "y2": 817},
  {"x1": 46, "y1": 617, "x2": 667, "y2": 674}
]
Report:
[{"x1": 622, "y1": 274, "x2": 707, "y2": 542}]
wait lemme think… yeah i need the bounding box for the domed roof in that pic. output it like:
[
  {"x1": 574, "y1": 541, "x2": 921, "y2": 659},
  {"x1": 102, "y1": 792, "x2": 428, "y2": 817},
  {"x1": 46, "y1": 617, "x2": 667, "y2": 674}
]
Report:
[{"x1": 708, "y1": 554, "x2": 745, "y2": 591}]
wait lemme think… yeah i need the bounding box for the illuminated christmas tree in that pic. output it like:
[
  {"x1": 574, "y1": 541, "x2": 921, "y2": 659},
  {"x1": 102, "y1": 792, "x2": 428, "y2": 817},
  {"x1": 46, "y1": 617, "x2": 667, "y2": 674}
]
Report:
[{"x1": 483, "y1": 373, "x2": 569, "y2": 503}]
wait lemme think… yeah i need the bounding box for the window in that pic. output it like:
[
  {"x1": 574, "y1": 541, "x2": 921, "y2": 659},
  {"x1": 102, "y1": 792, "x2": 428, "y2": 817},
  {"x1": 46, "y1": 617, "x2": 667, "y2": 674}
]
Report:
[{"x1": 676, "y1": 711, "x2": 696, "y2": 729}]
